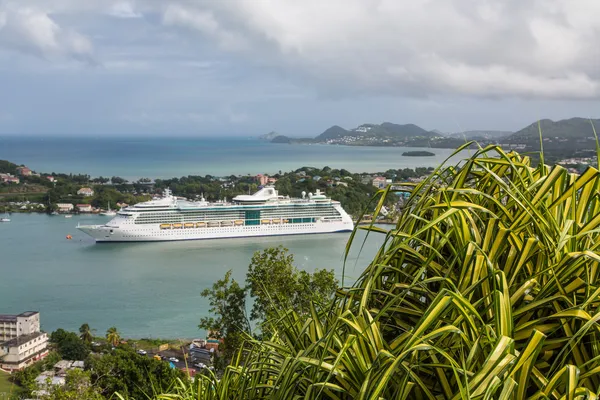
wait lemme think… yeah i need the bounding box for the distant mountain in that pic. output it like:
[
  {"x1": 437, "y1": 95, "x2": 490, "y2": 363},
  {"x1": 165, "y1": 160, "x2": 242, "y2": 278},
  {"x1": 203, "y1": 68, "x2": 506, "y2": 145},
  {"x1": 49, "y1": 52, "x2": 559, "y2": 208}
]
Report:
[
  {"x1": 314, "y1": 122, "x2": 434, "y2": 142},
  {"x1": 447, "y1": 130, "x2": 513, "y2": 140},
  {"x1": 259, "y1": 131, "x2": 282, "y2": 141},
  {"x1": 315, "y1": 125, "x2": 349, "y2": 141},
  {"x1": 271, "y1": 135, "x2": 292, "y2": 144},
  {"x1": 508, "y1": 118, "x2": 600, "y2": 142}
]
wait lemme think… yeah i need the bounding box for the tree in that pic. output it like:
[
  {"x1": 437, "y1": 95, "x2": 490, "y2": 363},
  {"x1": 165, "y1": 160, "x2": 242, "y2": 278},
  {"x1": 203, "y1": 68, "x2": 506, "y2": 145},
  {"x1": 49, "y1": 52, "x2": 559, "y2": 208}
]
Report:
[
  {"x1": 246, "y1": 246, "x2": 338, "y2": 327},
  {"x1": 41, "y1": 369, "x2": 103, "y2": 400},
  {"x1": 78, "y1": 323, "x2": 93, "y2": 344},
  {"x1": 110, "y1": 176, "x2": 126, "y2": 185},
  {"x1": 50, "y1": 329, "x2": 90, "y2": 360},
  {"x1": 199, "y1": 270, "x2": 249, "y2": 362},
  {"x1": 105, "y1": 326, "x2": 120, "y2": 347},
  {"x1": 88, "y1": 347, "x2": 185, "y2": 399}
]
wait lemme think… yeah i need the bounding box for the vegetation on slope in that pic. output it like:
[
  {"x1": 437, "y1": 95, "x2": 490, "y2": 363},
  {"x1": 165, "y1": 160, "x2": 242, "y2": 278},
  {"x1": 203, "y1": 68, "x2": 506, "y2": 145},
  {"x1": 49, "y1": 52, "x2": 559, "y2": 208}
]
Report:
[{"x1": 152, "y1": 143, "x2": 600, "y2": 399}]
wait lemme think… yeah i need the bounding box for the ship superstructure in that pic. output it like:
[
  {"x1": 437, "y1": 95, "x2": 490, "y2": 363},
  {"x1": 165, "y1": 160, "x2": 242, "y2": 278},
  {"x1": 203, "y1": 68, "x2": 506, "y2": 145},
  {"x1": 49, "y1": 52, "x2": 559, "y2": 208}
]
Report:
[{"x1": 77, "y1": 187, "x2": 353, "y2": 242}]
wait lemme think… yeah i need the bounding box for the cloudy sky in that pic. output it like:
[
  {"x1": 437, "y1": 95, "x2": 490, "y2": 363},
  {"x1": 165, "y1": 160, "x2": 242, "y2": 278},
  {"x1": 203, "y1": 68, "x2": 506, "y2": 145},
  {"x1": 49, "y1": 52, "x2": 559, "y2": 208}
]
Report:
[{"x1": 0, "y1": 0, "x2": 598, "y2": 136}]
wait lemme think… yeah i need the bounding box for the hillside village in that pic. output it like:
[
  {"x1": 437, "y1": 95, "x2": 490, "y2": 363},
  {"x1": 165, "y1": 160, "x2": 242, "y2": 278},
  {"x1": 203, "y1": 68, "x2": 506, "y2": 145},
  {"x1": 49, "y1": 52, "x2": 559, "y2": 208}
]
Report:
[{"x1": 0, "y1": 160, "x2": 432, "y2": 218}]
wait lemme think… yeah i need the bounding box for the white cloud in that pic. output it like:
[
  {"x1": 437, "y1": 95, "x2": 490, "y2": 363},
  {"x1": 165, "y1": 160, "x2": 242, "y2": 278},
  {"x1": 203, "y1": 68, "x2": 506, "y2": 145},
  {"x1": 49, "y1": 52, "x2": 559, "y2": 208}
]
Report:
[
  {"x1": 159, "y1": 0, "x2": 600, "y2": 99},
  {"x1": 0, "y1": 4, "x2": 94, "y2": 62},
  {"x1": 108, "y1": 2, "x2": 142, "y2": 19},
  {"x1": 1, "y1": 0, "x2": 599, "y2": 102}
]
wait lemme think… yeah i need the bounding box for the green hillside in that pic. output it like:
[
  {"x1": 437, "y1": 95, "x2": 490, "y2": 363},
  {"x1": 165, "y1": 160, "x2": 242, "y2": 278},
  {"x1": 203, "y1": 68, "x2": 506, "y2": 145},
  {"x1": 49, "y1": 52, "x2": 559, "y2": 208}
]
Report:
[{"x1": 508, "y1": 118, "x2": 600, "y2": 141}]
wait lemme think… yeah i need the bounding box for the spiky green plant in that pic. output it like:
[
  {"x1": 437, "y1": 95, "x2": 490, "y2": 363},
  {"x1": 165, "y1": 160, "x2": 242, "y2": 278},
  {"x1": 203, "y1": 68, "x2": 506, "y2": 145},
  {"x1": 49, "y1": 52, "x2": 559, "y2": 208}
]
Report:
[{"x1": 156, "y1": 144, "x2": 600, "y2": 399}]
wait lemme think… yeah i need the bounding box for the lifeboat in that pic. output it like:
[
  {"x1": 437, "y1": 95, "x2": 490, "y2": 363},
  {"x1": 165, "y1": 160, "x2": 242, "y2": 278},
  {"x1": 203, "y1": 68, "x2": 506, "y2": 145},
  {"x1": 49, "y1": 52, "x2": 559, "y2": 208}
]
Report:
[
  {"x1": 160, "y1": 224, "x2": 172, "y2": 229},
  {"x1": 173, "y1": 223, "x2": 183, "y2": 229},
  {"x1": 207, "y1": 221, "x2": 220, "y2": 228},
  {"x1": 221, "y1": 221, "x2": 233, "y2": 227},
  {"x1": 234, "y1": 220, "x2": 244, "y2": 226},
  {"x1": 282, "y1": 219, "x2": 289, "y2": 223},
  {"x1": 196, "y1": 222, "x2": 206, "y2": 228},
  {"x1": 184, "y1": 223, "x2": 195, "y2": 228},
  {"x1": 272, "y1": 218, "x2": 281, "y2": 224},
  {"x1": 261, "y1": 219, "x2": 271, "y2": 224}
]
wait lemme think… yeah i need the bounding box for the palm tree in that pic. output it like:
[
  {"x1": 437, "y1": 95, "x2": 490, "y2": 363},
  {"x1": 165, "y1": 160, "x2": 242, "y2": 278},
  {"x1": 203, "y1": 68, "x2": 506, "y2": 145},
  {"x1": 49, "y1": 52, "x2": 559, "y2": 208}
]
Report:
[
  {"x1": 106, "y1": 326, "x2": 120, "y2": 347},
  {"x1": 79, "y1": 323, "x2": 93, "y2": 344},
  {"x1": 155, "y1": 144, "x2": 600, "y2": 399}
]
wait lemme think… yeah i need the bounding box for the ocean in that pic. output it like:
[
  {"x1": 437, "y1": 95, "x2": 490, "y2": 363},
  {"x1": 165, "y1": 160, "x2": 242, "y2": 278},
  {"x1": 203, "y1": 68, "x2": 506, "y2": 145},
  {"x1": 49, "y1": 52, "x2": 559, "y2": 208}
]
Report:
[
  {"x1": 0, "y1": 136, "x2": 462, "y2": 180},
  {"x1": 0, "y1": 213, "x2": 384, "y2": 338},
  {"x1": 0, "y1": 135, "x2": 459, "y2": 338}
]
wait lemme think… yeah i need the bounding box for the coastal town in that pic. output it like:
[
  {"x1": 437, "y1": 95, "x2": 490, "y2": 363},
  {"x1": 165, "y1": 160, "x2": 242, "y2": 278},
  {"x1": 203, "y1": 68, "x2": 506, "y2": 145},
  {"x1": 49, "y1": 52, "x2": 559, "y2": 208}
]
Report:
[
  {"x1": 0, "y1": 310, "x2": 219, "y2": 399},
  {"x1": 0, "y1": 160, "x2": 429, "y2": 220}
]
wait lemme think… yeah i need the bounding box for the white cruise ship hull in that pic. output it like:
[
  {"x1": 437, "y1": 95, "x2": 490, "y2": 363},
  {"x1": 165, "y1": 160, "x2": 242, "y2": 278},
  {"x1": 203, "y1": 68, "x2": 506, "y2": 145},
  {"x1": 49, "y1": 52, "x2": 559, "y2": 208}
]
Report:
[{"x1": 78, "y1": 220, "x2": 353, "y2": 242}]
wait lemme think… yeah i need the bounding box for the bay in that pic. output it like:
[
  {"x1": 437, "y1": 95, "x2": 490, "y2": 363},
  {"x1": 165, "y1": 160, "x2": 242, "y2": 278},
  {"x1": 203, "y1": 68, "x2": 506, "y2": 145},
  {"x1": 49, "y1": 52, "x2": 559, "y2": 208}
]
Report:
[
  {"x1": 0, "y1": 213, "x2": 385, "y2": 339},
  {"x1": 0, "y1": 136, "x2": 461, "y2": 180}
]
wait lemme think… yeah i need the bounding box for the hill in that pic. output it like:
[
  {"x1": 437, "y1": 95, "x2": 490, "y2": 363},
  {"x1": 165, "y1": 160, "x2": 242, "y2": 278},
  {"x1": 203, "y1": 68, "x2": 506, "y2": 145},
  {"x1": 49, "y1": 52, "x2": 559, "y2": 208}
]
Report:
[
  {"x1": 313, "y1": 122, "x2": 435, "y2": 145},
  {"x1": 271, "y1": 135, "x2": 292, "y2": 144},
  {"x1": 315, "y1": 125, "x2": 349, "y2": 141},
  {"x1": 507, "y1": 118, "x2": 600, "y2": 142},
  {"x1": 447, "y1": 130, "x2": 513, "y2": 140},
  {"x1": 259, "y1": 131, "x2": 282, "y2": 141}
]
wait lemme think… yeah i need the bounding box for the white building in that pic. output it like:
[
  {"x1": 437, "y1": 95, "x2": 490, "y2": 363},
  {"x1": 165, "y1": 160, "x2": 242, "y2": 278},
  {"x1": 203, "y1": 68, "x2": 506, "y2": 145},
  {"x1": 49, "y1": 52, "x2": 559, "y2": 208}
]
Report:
[
  {"x1": 0, "y1": 311, "x2": 49, "y2": 371},
  {"x1": 77, "y1": 188, "x2": 94, "y2": 197},
  {"x1": 76, "y1": 204, "x2": 93, "y2": 213},
  {"x1": 56, "y1": 203, "x2": 74, "y2": 213}
]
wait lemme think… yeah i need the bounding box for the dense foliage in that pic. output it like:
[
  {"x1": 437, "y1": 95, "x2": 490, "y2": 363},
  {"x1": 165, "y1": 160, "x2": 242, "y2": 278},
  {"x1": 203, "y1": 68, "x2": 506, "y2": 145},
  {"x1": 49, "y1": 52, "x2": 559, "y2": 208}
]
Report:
[
  {"x1": 199, "y1": 247, "x2": 338, "y2": 365},
  {"x1": 153, "y1": 145, "x2": 600, "y2": 399},
  {"x1": 50, "y1": 329, "x2": 91, "y2": 361},
  {"x1": 86, "y1": 346, "x2": 185, "y2": 399}
]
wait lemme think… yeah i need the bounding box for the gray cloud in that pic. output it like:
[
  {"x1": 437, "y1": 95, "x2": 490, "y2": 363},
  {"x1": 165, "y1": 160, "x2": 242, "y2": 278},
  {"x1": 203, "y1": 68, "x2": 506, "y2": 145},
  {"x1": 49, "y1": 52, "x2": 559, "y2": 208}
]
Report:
[
  {"x1": 0, "y1": 3, "x2": 94, "y2": 62},
  {"x1": 160, "y1": 0, "x2": 600, "y2": 99}
]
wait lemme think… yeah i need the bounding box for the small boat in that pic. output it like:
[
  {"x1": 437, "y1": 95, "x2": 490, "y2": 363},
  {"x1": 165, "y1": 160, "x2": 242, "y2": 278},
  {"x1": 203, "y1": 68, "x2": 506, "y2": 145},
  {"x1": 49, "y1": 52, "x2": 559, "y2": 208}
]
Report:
[
  {"x1": 65, "y1": 215, "x2": 73, "y2": 219},
  {"x1": 220, "y1": 221, "x2": 233, "y2": 227},
  {"x1": 51, "y1": 211, "x2": 59, "y2": 216},
  {"x1": 207, "y1": 221, "x2": 220, "y2": 228},
  {"x1": 234, "y1": 220, "x2": 244, "y2": 226},
  {"x1": 173, "y1": 223, "x2": 183, "y2": 229},
  {"x1": 196, "y1": 222, "x2": 206, "y2": 228},
  {"x1": 160, "y1": 224, "x2": 172, "y2": 229},
  {"x1": 184, "y1": 223, "x2": 195, "y2": 228},
  {"x1": 261, "y1": 219, "x2": 271, "y2": 224},
  {"x1": 0, "y1": 218, "x2": 10, "y2": 223},
  {"x1": 282, "y1": 219, "x2": 289, "y2": 223},
  {"x1": 272, "y1": 218, "x2": 281, "y2": 224},
  {"x1": 101, "y1": 202, "x2": 117, "y2": 217}
]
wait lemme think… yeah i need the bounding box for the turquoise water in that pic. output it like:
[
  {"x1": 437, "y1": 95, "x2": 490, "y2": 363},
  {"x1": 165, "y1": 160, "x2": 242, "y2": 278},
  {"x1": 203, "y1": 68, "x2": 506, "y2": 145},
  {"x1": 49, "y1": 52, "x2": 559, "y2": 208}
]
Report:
[
  {"x1": 0, "y1": 136, "x2": 460, "y2": 179},
  {"x1": 0, "y1": 213, "x2": 385, "y2": 339}
]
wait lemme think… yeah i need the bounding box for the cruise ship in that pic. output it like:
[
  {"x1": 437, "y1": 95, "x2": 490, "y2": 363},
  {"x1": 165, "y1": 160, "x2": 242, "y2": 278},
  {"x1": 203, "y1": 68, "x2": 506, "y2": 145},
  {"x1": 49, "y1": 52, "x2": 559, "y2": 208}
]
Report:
[{"x1": 77, "y1": 187, "x2": 354, "y2": 242}]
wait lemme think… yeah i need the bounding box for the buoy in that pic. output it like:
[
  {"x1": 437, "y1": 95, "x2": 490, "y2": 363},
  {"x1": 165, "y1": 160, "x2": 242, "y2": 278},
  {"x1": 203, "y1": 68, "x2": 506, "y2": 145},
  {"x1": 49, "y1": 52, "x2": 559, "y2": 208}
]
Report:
[{"x1": 66, "y1": 234, "x2": 72, "y2": 240}]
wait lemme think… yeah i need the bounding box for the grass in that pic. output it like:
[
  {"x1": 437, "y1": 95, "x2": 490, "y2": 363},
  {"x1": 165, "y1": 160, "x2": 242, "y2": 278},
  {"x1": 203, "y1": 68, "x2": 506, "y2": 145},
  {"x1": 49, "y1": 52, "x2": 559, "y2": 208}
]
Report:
[{"x1": 0, "y1": 370, "x2": 24, "y2": 398}]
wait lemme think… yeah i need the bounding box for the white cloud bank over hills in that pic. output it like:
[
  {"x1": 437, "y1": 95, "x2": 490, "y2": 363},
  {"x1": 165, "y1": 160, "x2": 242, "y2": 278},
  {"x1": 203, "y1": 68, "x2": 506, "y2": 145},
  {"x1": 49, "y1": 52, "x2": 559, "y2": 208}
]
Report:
[
  {"x1": 1, "y1": 0, "x2": 598, "y2": 99},
  {"x1": 0, "y1": 0, "x2": 598, "y2": 136}
]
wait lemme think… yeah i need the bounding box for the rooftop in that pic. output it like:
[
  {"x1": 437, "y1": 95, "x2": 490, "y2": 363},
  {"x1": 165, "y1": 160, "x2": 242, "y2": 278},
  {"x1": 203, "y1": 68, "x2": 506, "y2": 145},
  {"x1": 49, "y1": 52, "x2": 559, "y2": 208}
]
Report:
[
  {"x1": 0, "y1": 311, "x2": 38, "y2": 322},
  {"x1": 1, "y1": 331, "x2": 45, "y2": 347}
]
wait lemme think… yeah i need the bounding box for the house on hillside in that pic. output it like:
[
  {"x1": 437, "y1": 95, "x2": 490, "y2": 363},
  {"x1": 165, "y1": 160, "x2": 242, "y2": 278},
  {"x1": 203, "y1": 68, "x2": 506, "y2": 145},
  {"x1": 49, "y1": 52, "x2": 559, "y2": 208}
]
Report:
[
  {"x1": 77, "y1": 188, "x2": 94, "y2": 197},
  {"x1": 16, "y1": 166, "x2": 32, "y2": 176},
  {"x1": 56, "y1": 203, "x2": 74, "y2": 213},
  {"x1": 372, "y1": 176, "x2": 387, "y2": 189},
  {"x1": 76, "y1": 204, "x2": 92, "y2": 213},
  {"x1": 46, "y1": 176, "x2": 56, "y2": 183},
  {"x1": 256, "y1": 174, "x2": 277, "y2": 186}
]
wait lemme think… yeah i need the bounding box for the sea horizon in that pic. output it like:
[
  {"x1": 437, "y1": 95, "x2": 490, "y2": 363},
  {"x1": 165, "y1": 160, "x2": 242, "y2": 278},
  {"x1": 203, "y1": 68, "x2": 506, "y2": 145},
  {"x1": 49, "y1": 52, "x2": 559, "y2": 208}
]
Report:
[{"x1": 0, "y1": 135, "x2": 463, "y2": 180}]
